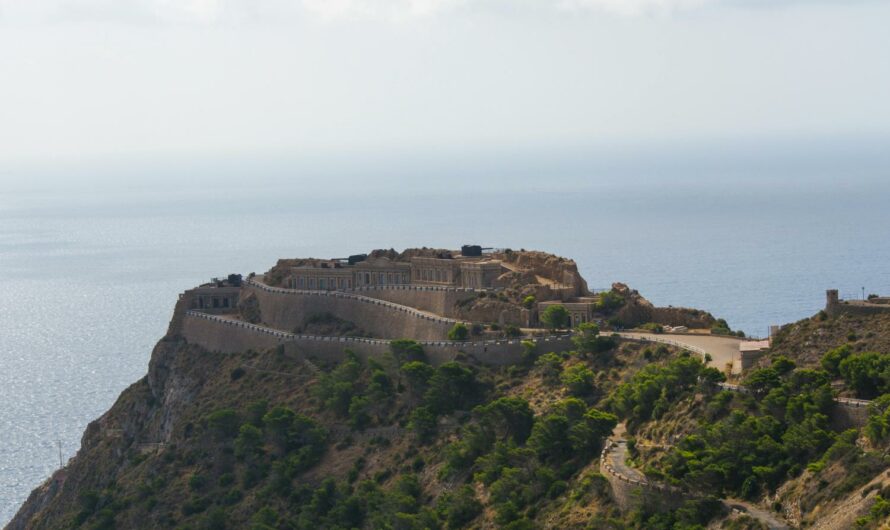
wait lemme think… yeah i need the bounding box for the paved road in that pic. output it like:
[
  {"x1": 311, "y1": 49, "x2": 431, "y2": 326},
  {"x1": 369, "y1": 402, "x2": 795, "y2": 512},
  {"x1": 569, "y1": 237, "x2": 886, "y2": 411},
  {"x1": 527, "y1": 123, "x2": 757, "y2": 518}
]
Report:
[
  {"x1": 616, "y1": 332, "x2": 747, "y2": 374},
  {"x1": 606, "y1": 439, "x2": 647, "y2": 483}
]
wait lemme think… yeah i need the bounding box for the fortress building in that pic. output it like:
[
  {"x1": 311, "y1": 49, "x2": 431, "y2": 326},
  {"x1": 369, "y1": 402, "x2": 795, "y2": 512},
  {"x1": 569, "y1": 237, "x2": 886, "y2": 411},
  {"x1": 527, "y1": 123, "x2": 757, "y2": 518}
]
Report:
[
  {"x1": 187, "y1": 274, "x2": 242, "y2": 313},
  {"x1": 285, "y1": 250, "x2": 507, "y2": 291},
  {"x1": 825, "y1": 289, "x2": 890, "y2": 317}
]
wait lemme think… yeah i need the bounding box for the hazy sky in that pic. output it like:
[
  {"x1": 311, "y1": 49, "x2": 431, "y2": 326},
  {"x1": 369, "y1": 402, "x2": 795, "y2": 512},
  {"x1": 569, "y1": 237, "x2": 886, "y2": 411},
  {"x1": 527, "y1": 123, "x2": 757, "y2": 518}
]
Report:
[{"x1": 1, "y1": 0, "x2": 889, "y2": 189}]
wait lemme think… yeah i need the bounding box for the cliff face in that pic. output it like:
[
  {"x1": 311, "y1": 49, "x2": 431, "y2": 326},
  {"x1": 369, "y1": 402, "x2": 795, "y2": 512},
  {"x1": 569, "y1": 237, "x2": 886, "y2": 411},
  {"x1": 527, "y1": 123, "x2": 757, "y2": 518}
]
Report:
[
  {"x1": 7, "y1": 338, "x2": 212, "y2": 530},
  {"x1": 492, "y1": 249, "x2": 590, "y2": 297},
  {"x1": 11, "y1": 285, "x2": 890, "y2": 530},
  {"x1": 610, "y1": 283, "x2": 716, "y2": 329}
]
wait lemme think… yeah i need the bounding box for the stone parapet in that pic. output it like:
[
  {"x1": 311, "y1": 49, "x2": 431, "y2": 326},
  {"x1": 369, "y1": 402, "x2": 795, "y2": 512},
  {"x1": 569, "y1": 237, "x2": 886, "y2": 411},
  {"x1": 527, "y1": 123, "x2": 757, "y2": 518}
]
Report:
[
  {"x1": 599, "y1": 439, "x2": 686, "y2": 512},
  {"x1": 181, "y1": 311, "x2": 575, "y2": 365},
  {"x1": 243, "y1": 278, "x2": 461, "y2": 341},
  {"x1": 348, "y1": 284, "x2": 478, "y2": 318}
]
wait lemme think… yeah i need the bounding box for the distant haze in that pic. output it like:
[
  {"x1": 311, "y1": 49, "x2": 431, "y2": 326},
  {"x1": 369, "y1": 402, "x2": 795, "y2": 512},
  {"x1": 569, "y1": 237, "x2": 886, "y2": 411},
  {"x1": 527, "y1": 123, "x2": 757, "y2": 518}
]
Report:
[{"x1": 1, "y1": 0, "x2": 889, "y2": 190}]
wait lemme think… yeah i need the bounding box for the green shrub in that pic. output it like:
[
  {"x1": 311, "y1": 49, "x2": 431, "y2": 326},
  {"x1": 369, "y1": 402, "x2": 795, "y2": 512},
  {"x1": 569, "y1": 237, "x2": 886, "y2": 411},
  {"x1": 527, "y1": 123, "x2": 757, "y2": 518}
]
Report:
[
  {"x1": 438, "y1": 485, "x2": 482, "y2": 529},
  {"x1": 448, "y1": 323, "x2": 469, "y2": 341},
  {"x1": 561, "y1": 364, "x2": 596, "y2": 397},
  {"x1": 541, "y1": 305, "x2": 569, "y2": 330},
  {"x1": 206, "y1": 409, "x2": 240, "y2": 439},
  {"x1": 535, "y1": 352, "x2": 563, "y2": 385}
]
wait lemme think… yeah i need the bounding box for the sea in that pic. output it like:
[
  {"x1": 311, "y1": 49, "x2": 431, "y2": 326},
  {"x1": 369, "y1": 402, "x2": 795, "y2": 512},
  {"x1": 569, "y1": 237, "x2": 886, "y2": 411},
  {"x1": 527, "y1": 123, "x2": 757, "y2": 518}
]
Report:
[{"x1": 2, "y1": 179, "x2": 889, "y2": 522}]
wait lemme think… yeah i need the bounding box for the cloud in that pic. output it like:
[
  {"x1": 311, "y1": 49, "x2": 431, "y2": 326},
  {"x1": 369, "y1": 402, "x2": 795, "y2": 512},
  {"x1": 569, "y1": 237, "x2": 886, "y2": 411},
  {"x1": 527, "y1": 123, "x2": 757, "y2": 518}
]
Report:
[
  {"x1": 299, "y1": 0, "x2": 466, "y2": 21},
  {"x1": 0, "y1": 0, "x2": 882, "y2": 25},
  {"x1": 559, "y1": 0, "x2": 713, "y2": 16}
]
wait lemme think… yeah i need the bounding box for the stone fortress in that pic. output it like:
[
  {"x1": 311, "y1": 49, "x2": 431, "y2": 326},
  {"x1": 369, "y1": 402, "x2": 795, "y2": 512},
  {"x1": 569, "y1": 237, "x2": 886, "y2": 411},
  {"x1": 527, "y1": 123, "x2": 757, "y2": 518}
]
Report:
[
  {"x1": 170, "y1": 245, "x2": 599, "y2": 364},
  {"x1": 166, "y1": 246, "x2": 875, "y2": 526},
  {"x1": 168, "y1": 245, "x2": 759, "y2": 368},
  {"x1": 282, "y1": 246, "x2": 504, "y2": 291},
  {"x1": 825, "y1": 289, "x2": 890, "y2": 317}
]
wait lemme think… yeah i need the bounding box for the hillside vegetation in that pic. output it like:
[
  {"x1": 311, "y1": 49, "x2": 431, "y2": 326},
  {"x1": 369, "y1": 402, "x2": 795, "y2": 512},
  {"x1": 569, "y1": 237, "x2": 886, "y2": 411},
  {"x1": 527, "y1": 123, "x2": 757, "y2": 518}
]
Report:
[{"x1": 12, "y1": 312, "x2": 890, "y2": 529}]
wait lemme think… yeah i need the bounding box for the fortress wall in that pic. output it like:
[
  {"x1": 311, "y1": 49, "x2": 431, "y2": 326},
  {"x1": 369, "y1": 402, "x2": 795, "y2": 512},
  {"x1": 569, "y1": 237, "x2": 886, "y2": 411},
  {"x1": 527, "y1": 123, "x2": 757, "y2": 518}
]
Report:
[
  {"x1": 180, "y1": 312, "x2": 577, "y2": 366},
  {"x1": 181, "y1": 313, "x2": 284, "y2": 354},
  {"x1": 424, "y1": 335, "x2": 576, "y2": 365},
  {"x1": 831, "y1": 401, "x2": 870, "y2": 430},
  {"x1": 739, "y1": 349, "x2": 769, "y2": 371},
  {"x1": 351, "y1": 286, "x2": 476, "y2": 318},
  {"x1": 245, "y1": 284, "x2": 455, "y2": 341},
  {"x1": 826, "y1": 302, "x2": 890, "y2": 318}
]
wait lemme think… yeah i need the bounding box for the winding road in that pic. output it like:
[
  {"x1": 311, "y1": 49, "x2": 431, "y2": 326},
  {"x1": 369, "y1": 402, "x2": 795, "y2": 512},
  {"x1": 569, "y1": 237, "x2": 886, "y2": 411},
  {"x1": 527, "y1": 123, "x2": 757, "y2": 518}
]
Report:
[
  {"x1": 605, "y1": 425, "x2": 790, "y2": 530},
  {"x1": 615, "y1": 332, "x2": 748, "y2": 374}
]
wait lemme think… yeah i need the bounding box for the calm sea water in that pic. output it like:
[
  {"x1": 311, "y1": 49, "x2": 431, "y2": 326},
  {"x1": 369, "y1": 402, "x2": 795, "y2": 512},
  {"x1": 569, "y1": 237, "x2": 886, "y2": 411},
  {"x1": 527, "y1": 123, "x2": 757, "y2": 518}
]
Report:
[{"x1": 2, "y1": 183, "x2": 889, "y2": 522}]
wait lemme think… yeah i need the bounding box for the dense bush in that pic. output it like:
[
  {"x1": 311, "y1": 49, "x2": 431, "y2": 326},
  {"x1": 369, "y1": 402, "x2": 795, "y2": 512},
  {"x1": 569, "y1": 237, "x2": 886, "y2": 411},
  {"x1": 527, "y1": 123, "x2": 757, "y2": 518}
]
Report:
[
  {"x1": 535, "y1": 352, "x2": 563, "y2": 385},
  {"x1": 838, "y1": 352, "x2": 890, "y2": 399},
  {"x1": 560, "y1": 364, "x2": 596, "y2": 397},
  {"x1": 541, "y1": 305, "x2": 570, "y2": 330},
  {"x1": 660, "y1": 364, "x2": 836, "y2": 499},
  {"x1": 609, "y1": 355, "x2": 710, "y2": 428},
  {"x1": 447, "y1": 323, "x2": 469, "y2": 341},
  {"x1": 595, "y1": 291, "x2": 625, "y2": 311},
  {"x1": 572, "y1": 323, "x2": 617, "y2": 355}
]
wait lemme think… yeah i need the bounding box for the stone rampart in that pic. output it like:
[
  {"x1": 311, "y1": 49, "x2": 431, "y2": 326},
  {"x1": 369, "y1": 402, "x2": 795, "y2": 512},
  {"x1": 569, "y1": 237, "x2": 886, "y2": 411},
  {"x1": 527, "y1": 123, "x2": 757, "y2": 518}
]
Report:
[
  {"x1": 827, "y1": 301, "x2": 890, "y2": 318},
  {"x1": 180, "y1": 311, "x2": 576, "y2": 366},
  {"x1": 825, "y1": 290, "x2": 890, "y2": 318},
  {"x1": 349, "y1": 285, "x2": 478, "y2": 318},
  {"x1": 181, "y1": 312, "x2": 286, "y2": 354},
  {"x1": 831, "y1": 398, "x2": 871, "y2": 430},
  {"x1": 243, "y1": 279, "x2": 458, "y2": 341}
]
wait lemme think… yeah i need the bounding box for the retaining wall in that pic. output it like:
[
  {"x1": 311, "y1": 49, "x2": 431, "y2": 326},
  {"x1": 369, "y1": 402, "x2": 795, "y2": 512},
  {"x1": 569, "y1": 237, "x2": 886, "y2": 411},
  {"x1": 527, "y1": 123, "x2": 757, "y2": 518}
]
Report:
[
  {"x1": 831, "y1": 398, "x2": 871, "y2": 430},
  {"x1": 244, "y1": 279, "x2": 457, "y2": 341},
  {"x1": 348, "y1": 285, "x2": 478, "y2": 318},
  {"x1": 180, "y1": 311, "x2": 576, "y2": 366}
]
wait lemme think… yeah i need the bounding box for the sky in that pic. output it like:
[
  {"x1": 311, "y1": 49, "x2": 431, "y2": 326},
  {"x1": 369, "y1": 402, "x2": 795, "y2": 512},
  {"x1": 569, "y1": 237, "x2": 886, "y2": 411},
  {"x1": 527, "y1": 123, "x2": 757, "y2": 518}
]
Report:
[{"x1": 1, "y1": 0, "x2": 889, "y2": 191}]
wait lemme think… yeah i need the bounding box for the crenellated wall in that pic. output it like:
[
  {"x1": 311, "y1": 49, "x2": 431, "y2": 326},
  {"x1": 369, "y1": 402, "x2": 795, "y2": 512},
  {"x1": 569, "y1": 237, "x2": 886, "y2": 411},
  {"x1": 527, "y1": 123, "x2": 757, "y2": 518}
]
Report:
[
  {"x1": 831, "y1": 399, "x2": 871, "y2": 430},
  {"x1": 349, "y1": 285, "x2": 478, "y2": 318},
  {"x1": 244, "y1": 280, "x2": 457, "y2": 341},
  {"x1": 179, "y1": 311, "x2": 576, "y2": 366}
]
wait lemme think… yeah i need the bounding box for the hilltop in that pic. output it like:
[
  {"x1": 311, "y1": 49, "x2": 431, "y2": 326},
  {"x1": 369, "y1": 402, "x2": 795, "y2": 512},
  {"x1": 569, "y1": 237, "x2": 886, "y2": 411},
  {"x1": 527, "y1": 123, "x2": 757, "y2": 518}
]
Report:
[{"x1": 9, "y1": 248, "x2": 890, "y2": 530}]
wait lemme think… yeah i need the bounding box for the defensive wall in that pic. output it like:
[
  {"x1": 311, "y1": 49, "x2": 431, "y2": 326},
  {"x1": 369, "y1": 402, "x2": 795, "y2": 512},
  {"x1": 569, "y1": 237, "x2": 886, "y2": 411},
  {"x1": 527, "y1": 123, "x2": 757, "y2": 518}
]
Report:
[
  {"x1": 830, "y1": 397, "x2": 871, "y2": 430},
  {"x1": 244, "y1": 279, "x2": 459, "y2": 341},
  {"x1": 825, "y1": 289, "x2": 890, "y2": 318},
  {"x1": 347, "y1": 284, "x2": 479, "y2": 318},
  {"x1": 180, "y1": 311, "x2": 576, "y2": 365}
]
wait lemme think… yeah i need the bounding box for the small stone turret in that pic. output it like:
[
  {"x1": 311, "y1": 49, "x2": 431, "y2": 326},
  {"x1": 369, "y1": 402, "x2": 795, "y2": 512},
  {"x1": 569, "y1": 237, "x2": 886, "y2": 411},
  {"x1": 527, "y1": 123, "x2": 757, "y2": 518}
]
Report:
[{"x1": 825, "y1": 289, "x2": 840, "y2": 316}]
